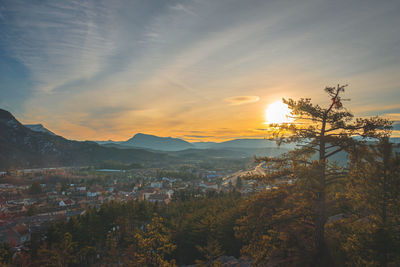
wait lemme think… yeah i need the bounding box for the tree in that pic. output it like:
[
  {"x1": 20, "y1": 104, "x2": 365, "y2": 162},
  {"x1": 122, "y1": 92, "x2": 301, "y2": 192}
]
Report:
[
  {"x1": 235, "y1": 184, "x2": 315, "y2": 266},
  {"x1": 29, "y1": 181, "x2": 43, "y2": 195},
  {"x1": 0, "y1": 243, "x2": 11, "y2": 266},
  {"x1": 26, "y1": 204, "x2": 39, "y2": 216},
  {"x1": 125, "y1": 215, "x2": 176, "y2": 266},
  {"x1": 257, "y1": 85, "x2": 391, "y2": 265},
  {"x1": 34, "y1": 232, "x2": 77, "y2": 267},
  {"x1": 103, "y1": 232, "x2": 120, "y2": 265},
  {"x1": 35, "y1": 243, "x2": 62, "y2": 266},
  {"x1": 339, "y1": 137, "x2": 400, "y2": 266},
  {"x1": 57, "y1": 232, "x2": 77, "y2": 267},
  {"x1": 195, "y1": 238, "x2": 224, "y2": 266},
  {"x1": 77, "y1": 246, "x2": 97, "y2": 266},
  {"x1": 235, "y1": 177, "x2": 243, "y2": 190}
]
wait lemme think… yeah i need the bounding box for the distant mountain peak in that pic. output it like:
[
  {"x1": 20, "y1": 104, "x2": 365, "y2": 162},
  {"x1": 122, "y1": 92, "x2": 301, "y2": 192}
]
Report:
[
  {"x1": 25, "y1": 123, "x2": 57, "y2": 136},
  {"x1": 132, "y1": 133, "x2": 156, "y2": 138},
  {"x1": 131, "y1": 133, "x2": 175, "y2": 140},
  {"x1": 123, "y1": 133, "x2": 194, "y2": 151}
]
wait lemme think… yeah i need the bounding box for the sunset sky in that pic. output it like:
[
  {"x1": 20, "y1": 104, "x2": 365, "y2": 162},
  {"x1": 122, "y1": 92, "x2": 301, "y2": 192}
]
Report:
[{"x1": 1, "y1": 0, "x2": 399, "y2": 141}]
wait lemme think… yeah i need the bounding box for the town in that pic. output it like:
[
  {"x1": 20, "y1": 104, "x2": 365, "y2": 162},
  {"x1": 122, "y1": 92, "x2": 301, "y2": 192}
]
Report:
[{"x1": 0, "y1": 161, "x2": 278, "y2": 250}]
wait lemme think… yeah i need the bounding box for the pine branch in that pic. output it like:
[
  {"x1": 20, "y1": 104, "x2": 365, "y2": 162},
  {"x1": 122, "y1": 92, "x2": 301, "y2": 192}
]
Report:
[{"x1": 325, "y1": 147, "x2": 344, "y2": 158}]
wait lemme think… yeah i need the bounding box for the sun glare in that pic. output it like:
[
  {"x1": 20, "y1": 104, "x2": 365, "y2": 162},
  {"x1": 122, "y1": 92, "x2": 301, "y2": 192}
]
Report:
[{"x1": 265, "y1": 100, "x2": 293, "y2": 124}]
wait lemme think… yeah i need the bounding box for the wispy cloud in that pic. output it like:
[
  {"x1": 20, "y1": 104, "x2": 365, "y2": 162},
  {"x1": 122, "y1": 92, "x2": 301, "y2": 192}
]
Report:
[
  {"x1": 1, "y1": 0, "x2": 116, "y2": 92},
  {"x1": 224, "y1": 96, "x2": 260, "y2": 105},
  {"x1": 170, "y1": 3, "x2": 196, "y2": 16},
  {"x1": 2, "y1": 0, "x2": 400, "y2": 141},
  {"x1": 184, "y1": 135, "x2": 214, "y2": 138}
]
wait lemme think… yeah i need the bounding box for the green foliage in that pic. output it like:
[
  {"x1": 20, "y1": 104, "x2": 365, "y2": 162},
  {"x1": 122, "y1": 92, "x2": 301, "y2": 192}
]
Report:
[
  {"x1": 35, "y1": 243, "x2": 62, "y2": 266},
  {"x1": 0, "y1": 243, "x2": 11, "y2": 266},
  {"x1": 98, "y1": 160, "x2": 143, "y2": 170},
  {"x1": 327, "y1": 138, "x2": 400, "y2": 266},
  {"x1": 195, "y1": 238, "x2": 224, "y2": 266},
  {"x1": 125, "y1": 215, "x2": 177, "y2": 266},
  {"x1": 26, "y1": 204, "x2": 39, "y2": 216},
  {"x1": 236, "y1": 184, "x2": 315, "y2": 266},
  {"x1": 33, "y1": 233, "x2": 77, "y2": 267},
  {"x1": 25, "y1": 191, "x2": 242, "y2": 266}
]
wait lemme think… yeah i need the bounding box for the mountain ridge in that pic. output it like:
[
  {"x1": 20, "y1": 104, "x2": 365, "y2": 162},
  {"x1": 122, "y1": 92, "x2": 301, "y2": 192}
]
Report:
[
  {"x1": 0, "y1": 108, "x2": 168, "y2": 170},
  {"x1": 121, "y1": 133, "x2": 194, "y2": 151},
  {"x1": 24, "y1": 124, "x2": 57, "y2": 136}
]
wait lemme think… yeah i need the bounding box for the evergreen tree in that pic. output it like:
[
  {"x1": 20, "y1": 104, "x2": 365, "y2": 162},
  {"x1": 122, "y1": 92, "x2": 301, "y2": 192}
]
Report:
[
  {"x1": 29, "y1": 181, "x2": 43, "y2": 194},
  {"x1": 26, "y1": 204, "x2": 39, "y2": 216},
  {"x1": 57, "y1": 232, "x2": 77, "y2": 267},
  {"x1": 0, "y1": 243, "x2": 11, "y2": 266},
  {"x1": 125, "y1": 215, "x2": 176, "y2": 266},
  {"x1": 235, "y1": 177, "x2": 242, "y2": 190},
  {"x1": 340, "y1": 138, "x2": 400, "y2": 266},
  {"x1": 195, "y1": 238, "x2": 224, "y2": 266},
  {"x1": 35, "y1": 243, "x2": 62, "y2": 266},
  {"x1": 255, "y1": 85, "x2": 391, "y2": 265},
  {"x1": 236, "y1": 184, "x2": 315, "y2": 266},
  {"x1": 103, "y1": 232, "x2": 120, "y2": 265}
]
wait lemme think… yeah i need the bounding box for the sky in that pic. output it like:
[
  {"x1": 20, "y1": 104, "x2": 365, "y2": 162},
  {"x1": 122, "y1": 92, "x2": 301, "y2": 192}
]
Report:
[{"x1": 0, "y1": 0, "x2": 399, "y2": 141}]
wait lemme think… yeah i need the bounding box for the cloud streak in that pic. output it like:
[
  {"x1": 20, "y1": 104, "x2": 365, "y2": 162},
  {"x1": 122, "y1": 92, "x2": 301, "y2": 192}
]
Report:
[
  {"x1": 224, "y1": 96, "x2": 260, "y2": 105},
  {"x1": 1, "y1": 0, "x2": 117, "y2": 92}
]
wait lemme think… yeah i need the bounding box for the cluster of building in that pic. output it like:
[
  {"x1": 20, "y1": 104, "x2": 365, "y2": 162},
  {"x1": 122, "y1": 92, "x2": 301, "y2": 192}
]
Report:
[
  {"x1": 0, "y1": 167, "x2": 232, "y2": 248},
  {"x1": 0, "y1": 162, "x2": 286, "y2": 252}
]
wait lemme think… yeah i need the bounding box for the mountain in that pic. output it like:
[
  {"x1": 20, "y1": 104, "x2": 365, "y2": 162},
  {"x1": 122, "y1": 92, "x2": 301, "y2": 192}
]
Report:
[
  {"x1": 24, "y1": 124, "x2": 56, "y2": 136},
  {"x1": 0, "y1": 109, "x2": 288, "y2": 170},
  {"x1": 97, "y1": 135, "x2": 296, "y2": 151},
  {"x1": 0, "y1": 109, "x2": 168, "y2": 170},
  {"x1": 192, "y1": 138, "x2": 297, "y2": 150},
  {"x1": 212, "y1": 138, "x2": 296, "y2": 149},
  {"x1": 121, "y1": 133, "x2": 194, "y2": 151}
]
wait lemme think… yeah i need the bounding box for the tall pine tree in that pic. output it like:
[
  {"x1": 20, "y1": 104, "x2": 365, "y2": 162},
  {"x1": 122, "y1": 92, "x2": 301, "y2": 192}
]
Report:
[{"x1": 257, "y1": 85, "x2": 391, "y2": 265}]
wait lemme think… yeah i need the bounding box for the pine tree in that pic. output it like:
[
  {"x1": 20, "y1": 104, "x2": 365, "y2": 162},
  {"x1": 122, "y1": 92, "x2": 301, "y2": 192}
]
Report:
[
  {"x1": 103, "y1": 232, "x2": 119, "y2": 265},
  {"x1": 35, "y1": 243, "x2": 62, "y2": 266},
  {"x1": 57, "y1": 232, "x2": 77, "y2": 267},
  {"x1": 195, "y1": 238, "x2": 224, "y2": 266},
  {"x1": 235, "y1": 184, "x2": 315, "y2": 265},
  {"x1": 235, "y1": 177, "x2": 243, "y2": 190},
  {"x1": 0, "y1": 243, "x2": 11, "y2": 265},
  {"x1": 256, "y1": 85, "x2": 391, "y2": 265},
  {"x1": 29, "y1": 181, "x2": 43, "y2": 194},
  {"x1": 342, "y1": 137, "x2": 400, "y2": 266},
  {"x1": 125, "y1": 215, "x2": 176, "y2": 266}
]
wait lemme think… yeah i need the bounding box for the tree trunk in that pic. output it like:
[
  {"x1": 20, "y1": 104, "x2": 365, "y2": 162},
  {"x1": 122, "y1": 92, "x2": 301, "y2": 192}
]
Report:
[
  {"x1": 381, "y1": 139, "x2": 390, "y2": 267},
  {"x1": 315, "y1": 117, "x2": 329, "y2": 266}
]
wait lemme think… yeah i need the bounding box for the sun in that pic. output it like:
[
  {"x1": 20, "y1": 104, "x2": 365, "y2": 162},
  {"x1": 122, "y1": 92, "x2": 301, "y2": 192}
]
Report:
[{"x1": 265, "y1": 100, "x2": 294, "y2": 124}]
